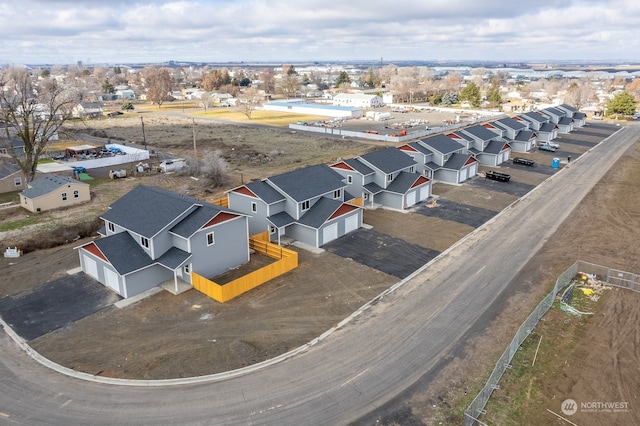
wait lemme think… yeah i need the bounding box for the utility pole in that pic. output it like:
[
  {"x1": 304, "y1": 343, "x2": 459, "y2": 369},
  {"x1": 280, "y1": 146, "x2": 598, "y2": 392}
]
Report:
[{"x1": 140, "y1": 117, "x2": 147, "y2": 150}]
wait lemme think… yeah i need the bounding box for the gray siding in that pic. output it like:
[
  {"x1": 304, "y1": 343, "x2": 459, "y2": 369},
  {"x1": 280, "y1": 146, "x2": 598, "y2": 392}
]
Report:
[{"x1": 191, "y1": 216, "x2": 249, "y2": 278}]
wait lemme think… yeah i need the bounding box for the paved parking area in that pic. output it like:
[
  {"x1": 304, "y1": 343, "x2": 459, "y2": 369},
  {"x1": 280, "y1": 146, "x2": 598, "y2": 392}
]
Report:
[
  {"x1": 468, "y1": 176, "x2": 536, "y2": 197},
  {"x1": 415, "y1": 199, "x2": 497, "y2": 228},
  {"x1": 0, "y1": 273, "x2": 121, "y2": 341},
  {"x1": 324, "y1": 228, "x2": 441, "y2": 279}
]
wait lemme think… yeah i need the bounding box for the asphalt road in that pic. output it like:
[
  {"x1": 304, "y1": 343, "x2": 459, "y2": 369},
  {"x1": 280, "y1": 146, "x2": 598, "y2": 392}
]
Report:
[{"x1": 0, "y1": 123, "x2": 637, "y2": 425}]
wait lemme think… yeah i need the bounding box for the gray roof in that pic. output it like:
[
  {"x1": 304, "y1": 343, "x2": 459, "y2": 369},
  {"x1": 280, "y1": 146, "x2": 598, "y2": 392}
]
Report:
[
  {"x1": 539, "y1": 122, "x2": 558, "y2": 132},
  {"x1": 386, "y1": 172, "x2": 427, "y2": 195},
  {"x1": 170, "y1": 204, "x2": 234, "y2": 238},
  {"x1": 541, "y1": 107, "x2": 566, "y2": 118},
  {"x1": 462, "y1": 125, "x2": 499, "y2": 142},
  {"x1": 93, "y1": 232, "x2": 154, "y2": 275},
  {"x1": 558, "y1": 116, "x2": 573, "y2": 125},
  {"x1": 156, "y1": 246, "x2": 192, "y2": 269},
  {"x1": 514, "y1": 130, "x2": 536, "y2": 141},
  {"x1": 0, "y1": 157, "x2": 21, "y2": 180},
  {"x1": 521, "y1": 112, "x2": 549, "y2": 123},
  {"x1": 494, "y1": 117, "x2": 527, "y2": 131},
  {"x1": 342, "y1": 158, "x2": 374, "y2": 175},
  {"x1": 443, "y1": 153, "x2": 475, "y2": 171},
  {"x1": 558, "y1": 103, "x2": 578, "y2": 114},
  {"x1": 20, "y1": 175, "x2": 87, "y2": 198},
  {"x1": 449, "y1": 131, "x2": 474, "y2": 142},
  {"x1": 419, "y1": 134, "x2": 466, "y2": 154},
  {"x1": 483, "y1": 140, "x2": 510, "y2": 155},
  {"x1": 406, "y1": 142, "x2": 434, "y2": 156},
  {"x1": 298, "y1": 197, "x2": 344, "y2": 229},
  {"x1": 574, "y1": 112, "x2": 586, "y2": 120},
  {"x1": 363, "y1": 181, "x2": 383, "y2": 194},
  {"x1": 102, "y1": 185, "x2": 226, "y2": 239},
  {"x1": 244, "y1": 180, "x2": 285, "y2": 204},
  {"x1": 268, "y1": 211, "x2": 296, "y2": 228},
  {"x1": 267, "y1": 164, "x2": 345, "y2": 202},
  {"x1": 358, "y1": 147, "x2": 417, "y2": 174},
  {"x1": 424, "y1": 161, "x2": 441, "y2": 171}
]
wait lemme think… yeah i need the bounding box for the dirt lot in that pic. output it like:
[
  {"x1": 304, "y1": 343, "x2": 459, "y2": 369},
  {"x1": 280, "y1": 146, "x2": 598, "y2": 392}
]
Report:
[{"x1": 1, "y1": 114, "x2": 638, "y2": 424}]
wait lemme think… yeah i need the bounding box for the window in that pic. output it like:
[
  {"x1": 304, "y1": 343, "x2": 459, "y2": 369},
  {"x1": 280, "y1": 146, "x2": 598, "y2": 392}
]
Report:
[
  {"x1": 141, "y1": 237, "x2": 149, "y2": 248},
  {"x1": 108, "y1": 222, "x2": 115, "y2": 232},
  {"x1": 207, "y1": 231, "x2": 215, "y2": 246},
  {"x1": 73, "y1": 190, "x2": 79, "y2": 199},
  {"x1": 61, "y1": 192, "x2": 67, "y2": 201},
  {"x1": 347, "y1": 175, "x2": 353, "y2": 184},
  {"x1": 301, "y1": 200, "x2": 310, "y2": 211},
  {"x1": 387, "y1": 174, "x2": 393, "y2": 182},
  {"x1": 333, "y1": 189, "x2": 341, "y2": 199},
  {"x1": 251, "y1": 202, "x2": 257, "y2": 213},
  {"x1": 269, "y1": 225, "x2": 276, "y2": 234},
  {"x1": 14, "y1": 177, "x2": 21, "y2": 187},
  {"x1": 410, "y1": 166, "x2": 415, "y2": 173},
  {"x1": 184, "y1": 264, "x2": 190, "y2": 274}
]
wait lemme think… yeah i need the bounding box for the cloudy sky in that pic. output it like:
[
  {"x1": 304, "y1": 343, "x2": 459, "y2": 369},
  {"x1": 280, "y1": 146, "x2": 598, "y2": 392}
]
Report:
[{"x1": 1, "y1": 0, "x2": 639, "y2": 65}]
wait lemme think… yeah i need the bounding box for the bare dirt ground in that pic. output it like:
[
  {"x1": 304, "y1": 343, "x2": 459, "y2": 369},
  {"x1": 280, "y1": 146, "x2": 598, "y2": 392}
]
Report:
[{"x1": 1, "y1": 114, "x2": 638, "y2": 424}]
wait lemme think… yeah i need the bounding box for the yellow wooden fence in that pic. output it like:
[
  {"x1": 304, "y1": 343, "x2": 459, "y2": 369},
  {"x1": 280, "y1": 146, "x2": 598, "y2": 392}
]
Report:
[
  {"x1": 209, "y1": 196, "x2": 229, "y2": 208},
  {"x1": 192, "y1": 233, "x2": 298, "y2": 303}
]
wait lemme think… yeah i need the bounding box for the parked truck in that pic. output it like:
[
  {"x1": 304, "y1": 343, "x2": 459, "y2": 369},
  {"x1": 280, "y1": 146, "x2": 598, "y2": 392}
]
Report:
[
  {"x1": 485, "y1": 170, "x2": 511, "y2": 182},
  {"x1": 512, "y1": 157, "x2": 536, "y2": 167}
]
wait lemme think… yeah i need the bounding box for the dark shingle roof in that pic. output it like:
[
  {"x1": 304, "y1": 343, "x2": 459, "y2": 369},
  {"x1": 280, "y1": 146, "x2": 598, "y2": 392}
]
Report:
[
  {"x1": 170, "y1": 204, "x2": 230, "y2": 238},
  {"x1": 558, "y1": 117, "x2": 573, "y2": 125},
  {"x1": 268, "y1": 211, "x2": 296, "y2": 228},
  {"x1": 443, "y1": 153, "x2": 474, "y2": 171},
  {"x1": 102, "y1": 185, "x2": 229, "y2": 239},
  {"x1": 386, "y1": 171, "x2": 425, "y2": 194},
  {"x1": 267, "y1": 164, "x2": 345, "y2": 202},
  {"x1": 539, "y1": 122, "x2": 557, "y2": 132},
  {"x1": 298, "y1": 197, "x2": 343, "y2": 228},
  {"x1": 483, "y1": 140, "x2": 509, "y2": 155},
  {"x1": 521, "y1": 112, "x2": 548, "y2": 123},
  {"x1": 21, "y1": 175, "x2": 86, "y2": 198},
  {"x1": 156, "y1": 246, "x2": 192, "y2": 269},
  {"x1": 93, "y1": 232, "x2": 154, "y2": 275},
  {"x1": 363, "y1": 182, "x2": 383, "y2": 194},
  {"x1": 514, "y1": 130, "x2": 536, "y2": 141},
  {"x1": 358, "y1": 147, "x2": 417, "y2": 174},
  {"x1": 559, "y1": 103, "x2": 578, "y2": 114},
  {"x1": 343, "y1": 158, "x2": 374, "y2": 175},
  {"x1": 245, "y1": 180, "x2": 286, "y2": 204},
  {"x1": 406, "y1": 142, "x2": 434, "y2": 156},
  {"x1": 494, "y1": 117, "x2": 527, "y2": 131},
  {"x1": 462, "y1": 125, "x2": 499, "y2": 141},
  {"x1": 0, "y1": 157, "x2": 21, "y2": 179},
  {"x1": 419, "y1": 134, "x2": 466, "y2": 154},
  {"x1": 541, "y1": 107, "x2": 566, "y2": 118}
]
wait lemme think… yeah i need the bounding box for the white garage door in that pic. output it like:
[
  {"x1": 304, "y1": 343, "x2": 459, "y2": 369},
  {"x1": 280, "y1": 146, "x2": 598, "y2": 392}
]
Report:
[
  {"x1": 419, "y1": 186, "x2": 430, "y2": 201},
  {"x1": 460, "y1": 167, "x2": 468, "y2": 181},
  {"x1": 406, "y1": 191, "x2": 416, "y2": 207},
  {"x1": 345, "y1": 215, "x2": 359, "y2": 234},
  {"x1": 104, "y1": 267, "x2": 120, "y2": 293},
  {"x1": 83, "y1": 255, "x2": 98, "y2": 280},
  {"x1": 323, "y1": 223, "x2": 338, "y2": 244}
]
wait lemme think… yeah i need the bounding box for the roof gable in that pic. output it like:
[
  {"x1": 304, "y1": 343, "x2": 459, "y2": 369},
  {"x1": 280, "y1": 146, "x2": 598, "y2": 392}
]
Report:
[
  {"x1": 358, "y1": 147, "x2": 417, "y2": 174},
  {"x1": 420, "y1": 134, "x2": 466, "y2": 154},
  {"x1": 267, "y1": 164, "x2": 345, "y2": 202}
]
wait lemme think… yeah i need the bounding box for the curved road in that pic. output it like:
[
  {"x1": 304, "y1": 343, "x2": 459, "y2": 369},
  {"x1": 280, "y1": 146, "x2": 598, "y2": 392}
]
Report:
[{"x1": 1, "y1": 124, "x2": 637, "y2": 425}]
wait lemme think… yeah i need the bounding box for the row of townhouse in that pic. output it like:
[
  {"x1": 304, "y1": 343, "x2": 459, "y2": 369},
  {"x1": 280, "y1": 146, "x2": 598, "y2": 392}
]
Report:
[{"x1": 75, "y1": 104, "x2": 588, "y2": 299}]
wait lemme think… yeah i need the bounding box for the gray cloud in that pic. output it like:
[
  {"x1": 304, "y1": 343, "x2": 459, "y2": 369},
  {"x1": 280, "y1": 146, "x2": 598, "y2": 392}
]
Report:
[{"x1": 0, "y1": 0, "x2": 638, "y2": 64}]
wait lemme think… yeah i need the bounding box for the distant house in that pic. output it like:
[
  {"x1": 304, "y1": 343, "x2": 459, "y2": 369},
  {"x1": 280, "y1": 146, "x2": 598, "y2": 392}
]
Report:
[
  {"x1": 72, "y1": 102, "x2": 104, "y2": 118},
  {"x1": 0, "y1": 156, "x2": 26, "y2": 193},
  {"x1": 228, "y1": 164, "x2": 362, "y2": 248},
  {"x1": 556, "y1": 104, "x2": 586, "y2": 127},
  {"x1": 331, "y1": 147, "x2": 431, "y2": 210},
  {"x1": 19, "y1": 175, "x2": 90, "y2": 213},
  {"x1": 451, "y1": 125, "x2": 511, "y2": 167},
  {"x1": 77, "y1": 185, "x2": 250, "y2": 298},
  {"x1": 333, "y1": 93, "x2": 384, "y2": 109},
  {"x1": 516, "y1": 112, "x2": 558, "y2": 143},
  {"x1": 489, "y1": 118, "x2": 536, "y2": 153}
]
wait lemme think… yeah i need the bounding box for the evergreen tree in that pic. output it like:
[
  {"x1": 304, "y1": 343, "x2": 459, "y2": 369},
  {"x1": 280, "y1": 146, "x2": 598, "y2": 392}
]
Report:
[{"x1": 606, "y1": 91, "x2": 638, "y2": 117}]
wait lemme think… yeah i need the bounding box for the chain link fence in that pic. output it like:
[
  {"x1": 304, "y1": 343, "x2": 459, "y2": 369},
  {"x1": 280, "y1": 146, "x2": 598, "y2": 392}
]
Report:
[{"x1": 464, "y1": 260, "x2": 640, "y2": 426}]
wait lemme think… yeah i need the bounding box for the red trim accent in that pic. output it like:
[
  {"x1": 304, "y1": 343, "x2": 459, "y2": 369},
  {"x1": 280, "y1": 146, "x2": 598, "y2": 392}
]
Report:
[
  {"x1": 447, "y1": 133, "x2": 462, "y2": 139},
  {"x1": 203, "y1": 211, "x2": 240, "y2": 228},
  {"x1": 331, "y1": 161, "x2": 355, "y2": 171},
  {"x1": 513, "y1": 116, "x2": 524, "y2": 122},
  {"x1": 464, "y1": 157, "x2": 478, "y2": 166},
  {"x1": 410, "y1": 175, "x2": 430, "y2": 189},
  {"x1": 398, "y1": 144, "x2": 417, "y2": 152},
  {"x1": 483, "y1": 123, "x2": 496, "y2": 129},
  {"x1": 232, "y1": 186, "x2": 257, "y2": 198},
  {"x1": 329, "y1": 203, "x2": 358, "y2": 220},
  {"x1": 82, "y1": 242, "x2": 108, "y2": 262}
]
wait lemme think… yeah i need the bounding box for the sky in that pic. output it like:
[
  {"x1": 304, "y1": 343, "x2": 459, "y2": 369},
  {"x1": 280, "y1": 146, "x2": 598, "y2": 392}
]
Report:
[{"x1": 1, "y1": 0, "x2": 639, "y2": 65}]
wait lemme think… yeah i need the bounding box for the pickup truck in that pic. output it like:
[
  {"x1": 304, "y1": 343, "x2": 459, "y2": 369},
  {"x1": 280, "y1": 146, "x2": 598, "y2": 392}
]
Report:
[
  {"x1": 485, "y1": 170, "x2": 511, "y2": 182},
  {"x1": 538, "y1": 143, "x2": 556, "y2": 152},
  {"x1": 512, "y1": 157, "x2": 535, "y2": 167}
]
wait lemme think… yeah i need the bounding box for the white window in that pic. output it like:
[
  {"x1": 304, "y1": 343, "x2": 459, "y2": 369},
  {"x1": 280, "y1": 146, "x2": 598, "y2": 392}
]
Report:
[
  {"x1": 251, "y1": 202, "x2": 257, "y2": 213},
  {"x1": 73, "y1": 190, "x2": 79, "y2": 198},
  {"x1": 141, "y1": 236, "x2": 149, "y2": 248},
  {"x1": 61, "y1": 192, "x2": 67, "y2": 201},
  {"x1": 363, "y1": 193, "x2": 369, "y2": 200},
  {"x1": 410, "y1": 166, "x2": 415, "y2": 173},
  {"x1": 269, "y1": 225, "x2": 276, "y2": 234},
  {"x1": 207, "y1": 231, "x2": 215, "y2": 246},
  {"x1": 333, "y1": 189, "x2": 341, "y2": 199},
  {"x1": 14, "y1": 177, "x2": 21, "y2": 187},
  {"x1": 347, "y1": 175, "x2": 353, "y2": 184},
  {"x1": 301, "y1": 200, "x2": 310, "y2": 211},
  {"x1": 108, "y1": 222, "x2": 115, "y2": 232},
  {"x1": 184, "y1": 264, "x2": 190, "y2": 274},
  {"x1": 387, "y1": 174, "x2": 393, "y2": 182}
]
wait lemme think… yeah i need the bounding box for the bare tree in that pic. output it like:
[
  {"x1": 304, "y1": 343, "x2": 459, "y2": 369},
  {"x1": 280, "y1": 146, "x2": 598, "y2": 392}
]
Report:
[
  {"x1": 0, "y1": 67, "x2": 75, "y2": 182},
  {"x1": 142, "y1": 67, "x2": 174, "y2": 108},
  {"x1": 236, "y1": 87, "x2": 262, "y2": 119},
  {"x1": 564, "y1": 79, "x2": 596, "y2": 109},
  {"x1": 279, "y1": 72, "x2": 300, "y2": 98},
  {"x1": 200, "y1": 149, "x2": 228, "y2": 187},
  {"x1": 259, "y1": 68, "x2": 276, "y2": 94}
]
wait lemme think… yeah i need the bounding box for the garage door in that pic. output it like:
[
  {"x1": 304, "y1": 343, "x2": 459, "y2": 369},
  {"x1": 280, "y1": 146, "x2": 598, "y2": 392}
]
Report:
[
  {"x1": 460, "y1": 167, "x2": 468, "y2": 181},
  {"x1": 419, "y1": 186, "x2": 430, "y2": 201},
  {"x1": 323, "y1": 223, "x2": 338, "y2": 244},
  {"x1": 83, "y1": 255, "x2": 98, "y2": 280},
  {"x1": 345, "y1": 215, "x2": 359, "y2": 234},
  {"x1": 104, "y1": 267, "x2": 120, "y2": 293},
  {"x1": 405, "y1": 191, "x2": 416, "y2": 207}
]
